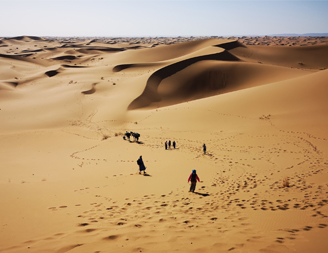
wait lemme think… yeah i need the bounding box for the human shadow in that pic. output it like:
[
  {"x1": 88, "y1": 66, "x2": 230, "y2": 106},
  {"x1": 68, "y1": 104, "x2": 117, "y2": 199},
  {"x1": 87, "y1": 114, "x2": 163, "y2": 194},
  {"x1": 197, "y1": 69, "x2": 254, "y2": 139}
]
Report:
[
  {"x1": 193, "y1": 192, "x2": 210, "y2": 197},
  {"x1": 203, "y1": 153, "x2": 213, "y2": 157},
  {"x1": 126, "y1": 140, "x2": 144, "y2": 144}
]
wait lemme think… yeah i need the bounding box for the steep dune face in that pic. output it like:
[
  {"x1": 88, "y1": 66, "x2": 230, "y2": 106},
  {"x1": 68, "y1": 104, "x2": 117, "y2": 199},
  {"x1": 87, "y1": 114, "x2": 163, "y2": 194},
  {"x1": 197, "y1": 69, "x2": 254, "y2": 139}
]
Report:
[
  {"x1": 127, "y1": 40, "x2": 323, "y2": 109},
  {"x1": 127, "y1": 44, "x2": 240, "y2": 109},
  {"x1": 129, "y1": 60, "x2": 309, "y2": 109}
]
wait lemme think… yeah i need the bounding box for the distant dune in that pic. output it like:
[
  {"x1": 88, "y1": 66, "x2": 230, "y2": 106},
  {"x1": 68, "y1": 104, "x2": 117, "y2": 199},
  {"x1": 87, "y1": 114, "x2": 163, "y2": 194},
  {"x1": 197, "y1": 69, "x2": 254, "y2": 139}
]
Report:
[{"x1": 1, "y1": 36, "x2": 328, "y2": 253}]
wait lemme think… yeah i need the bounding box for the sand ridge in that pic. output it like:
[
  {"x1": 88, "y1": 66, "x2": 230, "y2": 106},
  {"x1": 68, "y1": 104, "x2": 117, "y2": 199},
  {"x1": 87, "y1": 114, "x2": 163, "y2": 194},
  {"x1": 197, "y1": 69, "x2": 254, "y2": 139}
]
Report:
[{"x1": 1, "y1": 35, "x2": 328, "y2": 253}]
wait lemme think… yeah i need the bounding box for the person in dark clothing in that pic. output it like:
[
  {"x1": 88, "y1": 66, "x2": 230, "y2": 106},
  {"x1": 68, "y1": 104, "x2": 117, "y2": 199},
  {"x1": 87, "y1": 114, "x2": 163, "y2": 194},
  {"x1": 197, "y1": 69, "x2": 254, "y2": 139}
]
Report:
[
  {"x1": 173, "y1": 141, "x2": 176, "y2": 149},
  {"x1": 168, "y1": 140, "x2": 171, "y2": 149},
  {"x1": 165, "y1": 141, "x2": 167, "y2": 150},
  {"x1": 203, "y1": 144, "x2": 206, "y2": 154},
  {"x1": 188, "y1": 169, "x2": 200, "y2": 192},
  {"x1": 125, "y1": 131, "x2": 131, "y2": 141},
  {"x1": 137, "y1": 155, "x2": 146, "y2": 174}
]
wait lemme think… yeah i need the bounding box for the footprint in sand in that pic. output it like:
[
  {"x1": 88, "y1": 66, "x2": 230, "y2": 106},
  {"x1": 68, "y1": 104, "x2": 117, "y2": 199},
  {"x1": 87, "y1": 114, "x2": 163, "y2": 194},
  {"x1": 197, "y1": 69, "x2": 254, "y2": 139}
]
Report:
[
  {"x1": 303, "y1": 226, "x2": 312, "y2": 231},
  {"x1": 103, "y1": 235, "x2": 120, "y2": 240},
  {"x1": 276, "y1": 237, "x2": 284, "y2": 243},
  {"x1": 83, "y1": 228, "x2": 97, "y2": 233}
]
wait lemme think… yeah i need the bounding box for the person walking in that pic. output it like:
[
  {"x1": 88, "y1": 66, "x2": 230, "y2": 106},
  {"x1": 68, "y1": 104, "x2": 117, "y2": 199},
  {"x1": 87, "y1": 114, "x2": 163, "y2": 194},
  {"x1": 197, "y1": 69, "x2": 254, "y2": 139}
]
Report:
[
  {"x1": 203, "y1": 144, "x2": 206, "y2": 154},
  {"x1": 173, "y1": 141, "x2": 176, "y2": 149},
  {"x1": 165, "y1": 141, "x2": 168, "y2": 150},
  {"x1": 188, "y1": 169, "x2": 200, "y2": 193},
  {"x1": 168, "y1": 140, "x2": 171, "y2": 149},
  {"x1": 137, "y1": 155, "x2": 146, "y2": 174}
]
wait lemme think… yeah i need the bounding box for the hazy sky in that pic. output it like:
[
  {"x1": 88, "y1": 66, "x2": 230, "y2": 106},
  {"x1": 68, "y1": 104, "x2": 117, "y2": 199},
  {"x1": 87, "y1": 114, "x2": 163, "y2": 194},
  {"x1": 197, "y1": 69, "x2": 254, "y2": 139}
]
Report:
[{"x1": 0, "y1": 0, "x2": 327, "y2": 37}]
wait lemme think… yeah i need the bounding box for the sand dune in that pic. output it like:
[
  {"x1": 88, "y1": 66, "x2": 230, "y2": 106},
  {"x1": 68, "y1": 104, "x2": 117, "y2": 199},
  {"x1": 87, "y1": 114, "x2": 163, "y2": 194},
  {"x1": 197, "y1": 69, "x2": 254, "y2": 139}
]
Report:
[
  {"x1": 1, "y1": 36, "x2": 328, "y2": 253},
  {"x1": 129, "y1": 60, "x2": 310, "y2": 109},
  {"x1": 230, "y1": 44, "x2": 328, "y2": 70}
]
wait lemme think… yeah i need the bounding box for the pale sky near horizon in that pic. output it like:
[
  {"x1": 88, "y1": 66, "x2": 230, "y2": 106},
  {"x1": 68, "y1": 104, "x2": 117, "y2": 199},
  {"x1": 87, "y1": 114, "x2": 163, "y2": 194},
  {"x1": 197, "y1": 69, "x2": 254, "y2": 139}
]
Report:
[{"x1": 0, "y1": 0, "x2": 327, "y2": 37}]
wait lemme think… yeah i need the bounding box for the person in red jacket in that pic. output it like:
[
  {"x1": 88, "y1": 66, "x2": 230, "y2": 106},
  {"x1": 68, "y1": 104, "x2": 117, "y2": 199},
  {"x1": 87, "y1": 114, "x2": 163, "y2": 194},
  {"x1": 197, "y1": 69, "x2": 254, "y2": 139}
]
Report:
[{"x1": 188, "y1": 169, "x2": 200, "y2": 192}]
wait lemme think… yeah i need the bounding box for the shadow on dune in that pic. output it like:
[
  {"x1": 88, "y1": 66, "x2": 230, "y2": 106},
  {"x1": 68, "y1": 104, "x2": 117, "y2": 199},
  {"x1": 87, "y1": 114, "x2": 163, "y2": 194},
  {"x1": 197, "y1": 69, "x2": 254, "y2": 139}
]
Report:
[
  {"x1": 0, "y1": 53, "x2": 33, "y2": 59},
  {"x1": 0, "y1": 82, "x2": 18, "y2": 90},
  {"x1": 113, "y1": 62, "x2": 163, "y2": 72},
  {"x1": 81, "y1": 83, "x2": 97, "y2": 95},
  {"x1": 52, "y1": 55, "x2": 77, "y2": 61},
  {"x1": 127, "y1": 140, "x2": 144, "y2": 144},
  {"x1": 214, "y1": 40, "x2": 246, "y2": 50},
  {"x1": 60, "y1": 44, "x2": 126, "y2": 52},
  {"x1": 127, "y1": 39, "x2": 325, "y2": 110},
  {"x1": 45, "y1": 70, "x2": 59, "y2": 77},
  {"x1": 113, "y1": 64, "x2": 134, "y2": 72},
  {"x1": 22, "y1": 49, "x2": 43, "y2": 53},
  {"x1": 128, "y1": 46, "x2": 241, "y2": 110},
  {"x1": 62, "y1": 64, "x2": 88, "y2": 68},
  {"x1": 6, "y1": 35, "x2": 45, "y2": 41}
]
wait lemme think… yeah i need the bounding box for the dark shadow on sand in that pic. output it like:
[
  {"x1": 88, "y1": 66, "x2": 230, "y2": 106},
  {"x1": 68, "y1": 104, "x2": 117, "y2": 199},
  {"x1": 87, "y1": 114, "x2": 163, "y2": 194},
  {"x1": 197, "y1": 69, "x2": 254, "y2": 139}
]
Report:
[
  {"x1": 193, "y1": 192, "x2": 210, "y2": 197},
  {"x1": 126, "y1": 140, "x2": 143, "y2": 144},
  {"x1": 203, "y1": 153, "x2": 213, "y2": 157}
]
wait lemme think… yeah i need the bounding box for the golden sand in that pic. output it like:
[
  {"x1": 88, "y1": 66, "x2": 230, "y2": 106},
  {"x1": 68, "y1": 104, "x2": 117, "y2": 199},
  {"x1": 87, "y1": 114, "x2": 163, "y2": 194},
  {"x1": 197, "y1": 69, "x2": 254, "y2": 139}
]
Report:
[{"x1": 1, "y1": 36, "x2": 328, "y2": 253}]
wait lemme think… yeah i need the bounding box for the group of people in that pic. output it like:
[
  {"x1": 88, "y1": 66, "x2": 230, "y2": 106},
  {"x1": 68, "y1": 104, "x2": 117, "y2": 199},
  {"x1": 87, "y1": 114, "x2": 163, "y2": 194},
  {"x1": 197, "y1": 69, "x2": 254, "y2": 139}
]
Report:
[
  {"x1": 165, "y1": 140, "x2": 176, "y2": 150},
  {"x1": 136, "y1": 143, "x2": 205, "y2": 193},
  {"x1": 137, "y1": 155, "x2": 201, "y2": 192}
]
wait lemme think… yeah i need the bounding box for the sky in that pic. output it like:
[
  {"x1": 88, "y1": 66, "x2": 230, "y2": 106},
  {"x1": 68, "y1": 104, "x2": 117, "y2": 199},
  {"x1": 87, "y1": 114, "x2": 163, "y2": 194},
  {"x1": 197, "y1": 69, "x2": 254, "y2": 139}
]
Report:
[{"x1": 0, "y1": 0, "x2": 327, "y2": 37}]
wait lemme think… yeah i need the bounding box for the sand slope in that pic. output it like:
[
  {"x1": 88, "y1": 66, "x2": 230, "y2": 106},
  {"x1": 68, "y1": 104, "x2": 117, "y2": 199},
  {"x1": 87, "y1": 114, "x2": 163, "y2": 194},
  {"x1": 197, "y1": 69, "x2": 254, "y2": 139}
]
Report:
[{"x1": 1, "y1": 36, "x2": 328, "y2": 253}]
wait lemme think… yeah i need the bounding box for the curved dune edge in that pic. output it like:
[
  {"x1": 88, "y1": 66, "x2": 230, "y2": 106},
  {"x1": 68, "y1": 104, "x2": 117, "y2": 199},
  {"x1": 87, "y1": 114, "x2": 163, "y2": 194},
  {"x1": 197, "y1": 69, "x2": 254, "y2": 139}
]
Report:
[
  {"x1": 52, "y1": 55, "x2": 77, "y2": 61},
  {"x1": 0, "y1": 53, "x2": 34, "y2": 59},
  {"x1": 155, "y1": 61, "x2": 309, "y2": 107},
  {"x1": 61, "y1": 64, "x2": 88, "y2": 68},
  {"x1": 6, "y1": 35, "x2": 46, "y2": 41},
  {"x1": 127, "y1": 40, "x2": 328, "y2": 110},
  {"x1": 81, "y1": 83, "x2": 98, "y2": 95},
  {"x1": 128, "y1": 46, "x2": 240, "y2": 110},
  {"x1": 112, "y1": 41, "x2": 243, "y2": 73},
  {"x1": 113, "y1": 62, "x2": 164, "y2": 72},
  {"x1": 229, "y1": 44, "x2": 328, "y2": 70},
  {"x1": 45, "y1": 70, "x2": 59, "y2": 77},
  {"x1": 0, "y1": 82, "x2": 17, "y2": 90}
]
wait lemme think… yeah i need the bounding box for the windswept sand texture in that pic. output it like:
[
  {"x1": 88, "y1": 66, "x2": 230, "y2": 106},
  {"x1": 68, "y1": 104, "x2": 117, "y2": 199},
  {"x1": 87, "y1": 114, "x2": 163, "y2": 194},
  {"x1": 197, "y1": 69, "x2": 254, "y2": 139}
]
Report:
[{"x1": 1, "y1": 36, "x2": 328, "y2": 253}]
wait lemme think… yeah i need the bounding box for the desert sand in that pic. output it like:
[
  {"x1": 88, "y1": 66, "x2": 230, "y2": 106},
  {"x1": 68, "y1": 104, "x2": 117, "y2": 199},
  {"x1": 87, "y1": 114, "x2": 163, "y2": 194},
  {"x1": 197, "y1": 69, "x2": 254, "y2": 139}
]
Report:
[{"x1": 1, "y1": 35, "x2": 328, "y2": 253}]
